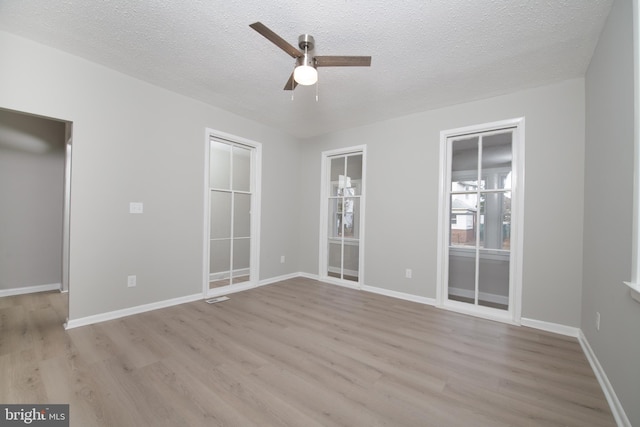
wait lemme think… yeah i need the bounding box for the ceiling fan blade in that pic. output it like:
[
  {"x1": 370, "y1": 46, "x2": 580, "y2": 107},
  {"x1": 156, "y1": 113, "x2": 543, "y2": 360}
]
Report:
[
  {"x1": 315, "y1": 56, "x2": 372, "y2": 67},
  {"x1": 283, "y1": 72, "x2": 298, "y2": 90},
  {"x1": 250, "y1": 22, "x2": 303, "y2": 58}
]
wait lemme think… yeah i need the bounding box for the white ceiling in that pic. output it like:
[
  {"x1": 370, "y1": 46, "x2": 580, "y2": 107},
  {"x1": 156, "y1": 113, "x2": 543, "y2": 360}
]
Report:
[{"x1": 0, "y1": 1, "x2": 613, "y2": 139}]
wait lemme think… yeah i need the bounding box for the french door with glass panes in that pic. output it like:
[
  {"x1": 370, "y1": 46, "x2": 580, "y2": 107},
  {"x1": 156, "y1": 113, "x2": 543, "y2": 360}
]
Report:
[
  {"x1": 439, "y1": 119, "x2": 523, "y2": 323},
  {"x1": 207, "y1": 135, "x2": 258, "y2": 294},
  {"x1": 321, "y1": 147, "x2": 365, "y2": 285}
]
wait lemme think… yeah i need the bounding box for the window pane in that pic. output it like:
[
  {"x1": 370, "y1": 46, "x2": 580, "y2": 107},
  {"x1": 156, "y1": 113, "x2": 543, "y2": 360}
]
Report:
[
  {"x1": 328, "y1": 198, "x2": 342, "y2": 238},
  {"x1": 328, "y1": 242, "x2": 342, "y2": 278},
  {"x1": 481, "y1": 132, "x2": 512, "y2": 190},
  {"x1": 233, "y1": 145, "x2": 251, "y2": 192},
  {"x1": 343, "y1": 198, "x2": 359, "y2": 239},
  {"x1": 330, "y1": 157, "x2": 346, "y2": 196},
  {"x1": 233, "y1": 238, "x2": 250, "y2": 271},
  {"x1": 210, "y1": 239, "x2": 230, "y2": 275},
  {"x1": 210, "y1": 140, "x2": 231, "y2": 189},
  {"x1": 343, "y1": 243, "x2": 359, "y2": 282},
  {"x1": 478, "y1": 249, "x2": 510, "y2": 310},
  {"x1": 451, "y1": 136, "x2": 480, "y2": 191},
  {"x1": 450, "y1": 194, "x2": 477, "y2": 247},
  {"x1": 210, "y1": 191, "x2": 231, "y2": 239},
  {"x1": 233, "y1": 193, "x2": 251, "y2": 238},
  {"x1": 448, "y1": 250, "x2": 475, "y2": 304},
  {"x1": 345, "y1": 155, "x2": 363, "y2": 196},
  {"x1": 479, "y1": 191, "x2": 510, "y2": 250}
]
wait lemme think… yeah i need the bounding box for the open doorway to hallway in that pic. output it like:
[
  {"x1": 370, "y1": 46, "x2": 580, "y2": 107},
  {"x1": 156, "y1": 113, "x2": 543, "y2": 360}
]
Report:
[{"x1": 0, "y1": 108, "x2": 72, "y2": 323}]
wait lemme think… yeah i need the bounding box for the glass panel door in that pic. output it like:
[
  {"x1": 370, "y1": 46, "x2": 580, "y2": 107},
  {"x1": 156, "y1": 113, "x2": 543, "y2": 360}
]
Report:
[
  {"x1": 326, "y1": 152, "x2": 363, "y2": 283},
  {"x1": 448, "y1": 131, "x2": 513, "y2": 310},
  {"x1": 209, "y1": 139, "x2": 253, "y2": 289}
]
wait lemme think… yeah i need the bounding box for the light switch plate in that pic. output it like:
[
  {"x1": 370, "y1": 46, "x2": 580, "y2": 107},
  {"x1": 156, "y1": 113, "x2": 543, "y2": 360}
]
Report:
[{"x1": 129, "y1": 202, "x2": 143, "y2": 214}]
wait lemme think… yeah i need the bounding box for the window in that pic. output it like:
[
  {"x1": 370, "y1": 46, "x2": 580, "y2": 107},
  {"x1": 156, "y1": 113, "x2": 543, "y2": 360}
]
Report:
[
  {"x1": 437, "y1": 118, "x2": 524, "y2": 324},
  {"x1": 320, "y1": 146, "x2": 366, "y2": 285},
  {"x1": 204, "y1": 130, "x2": 261, "y2": 297}
]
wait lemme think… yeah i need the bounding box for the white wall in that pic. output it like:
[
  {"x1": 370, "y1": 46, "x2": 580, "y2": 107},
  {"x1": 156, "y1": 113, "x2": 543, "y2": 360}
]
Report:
[
  {"x1": 299, "y1": 78, "x2": 586, "y2": 327},
  {"x1": 0, "y1": 109, "x2": 66, "y2": 291},
  {"x1": 0, "y1": 31, "x2": 300, "y2": 320},
  {"x1": 583, "y1": 0, "x2": 640, "y2": 424}
]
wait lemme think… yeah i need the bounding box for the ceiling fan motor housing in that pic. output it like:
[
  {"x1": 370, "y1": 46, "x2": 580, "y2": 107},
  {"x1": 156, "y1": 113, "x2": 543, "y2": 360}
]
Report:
[{"x1": 297, "y1": 34, "x2": 316, "y2": 68}]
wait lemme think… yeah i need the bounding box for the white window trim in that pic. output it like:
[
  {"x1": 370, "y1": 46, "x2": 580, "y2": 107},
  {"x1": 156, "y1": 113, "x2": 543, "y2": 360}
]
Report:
[
  {"x1": 436, "y1": 118, "x2": 525, "y2": 324},
  {"x1": 319, "y1": 145, "x2": 367, "y2": 288},
  {"x1": 202, "y1": 128, "x2": 262, "y2": 298},
  {"x1": 624, "y1": 0, "x2": 640, "y2": 303}
]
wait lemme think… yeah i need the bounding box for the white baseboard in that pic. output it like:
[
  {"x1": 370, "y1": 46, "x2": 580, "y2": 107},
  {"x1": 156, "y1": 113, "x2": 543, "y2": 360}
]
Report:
[
  {"x1": 259, "y1": 272, "x2": 301, "y2": 286},
  {"x1": 520, "y1": 317, "x2": 580, "y2": 337},
  {"x1": 297, "y1": 272, "x2": 320, "y2": 280},
  {"x1": 362, "y1": 284, "x2": 436, "y2": 306},
  {"x1": 0, "y1": 282, "x2": 61, "y2": 297},
  {"x1": 65, "y1": 293, "x2": 203, "y2": 330},
  {"x1": 578, "y1": 331, "x2": 631, "y2": 427}
]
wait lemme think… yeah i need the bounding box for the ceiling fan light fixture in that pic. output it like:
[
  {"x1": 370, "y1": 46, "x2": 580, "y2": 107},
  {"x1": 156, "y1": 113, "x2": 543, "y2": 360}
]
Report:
[{"x1": 294, "y1": 64, "x2": 318, "y2": 85}]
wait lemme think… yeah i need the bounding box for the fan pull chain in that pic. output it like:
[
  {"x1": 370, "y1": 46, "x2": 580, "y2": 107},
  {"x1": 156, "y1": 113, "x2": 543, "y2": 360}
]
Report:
[{"x1": 316, "y1": 77, "x2": 319, "y2": 102}]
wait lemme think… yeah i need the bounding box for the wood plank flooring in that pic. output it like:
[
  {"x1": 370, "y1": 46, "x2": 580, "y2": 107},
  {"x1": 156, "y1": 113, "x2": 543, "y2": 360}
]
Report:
[{"x1": 0, "y1": 277, "x2": 615, "y2": 426}]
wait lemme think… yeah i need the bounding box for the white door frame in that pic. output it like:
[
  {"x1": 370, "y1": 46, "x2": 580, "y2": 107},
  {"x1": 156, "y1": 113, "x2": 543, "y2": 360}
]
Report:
[
  {"x1": 436, "y1": 118, "x2": 525, "y2": 324},
  {"x1": 319, "y1": 145, "x2": 367, "y2": 289},
  {"x1": 202, "y1": 128, "x2": 262, "y2": 298},
  {"x1": 61, "y1": 125, "x2": 73, "y2": 293}
]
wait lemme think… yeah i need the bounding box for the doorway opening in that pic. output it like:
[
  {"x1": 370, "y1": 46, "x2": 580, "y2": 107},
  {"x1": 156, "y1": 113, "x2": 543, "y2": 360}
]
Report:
[{"x1": 0, "y1": 107, "x2": 72, "y2": 313}]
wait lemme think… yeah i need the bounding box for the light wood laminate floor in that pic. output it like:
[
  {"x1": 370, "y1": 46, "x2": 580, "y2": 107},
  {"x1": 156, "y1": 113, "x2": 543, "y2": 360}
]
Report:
[{"x1": 0, "y1": 278, "x2": 615, "y2": 426}]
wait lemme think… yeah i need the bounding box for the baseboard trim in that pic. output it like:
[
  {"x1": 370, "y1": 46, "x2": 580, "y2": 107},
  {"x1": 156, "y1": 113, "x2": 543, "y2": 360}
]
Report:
[
  {"x1": 297, "y1": 272, "x2": 320, "y2": 280},
  {"x1": 0, "y1": 283, "x2": 61, "y2": 297},
  {"x1": 578, "y1": 331, "x2": 631, "y2": 427},
  {"x1": 259, "y1": 272, "x2": 301, "y2": 286},
  {"x1": 65, "y1": 293, "x2": 203, "y2": 330},
  {"x1": 362, "y1": 284, "x2": 436, "y2": 306},
  {"x1": 520, "y1": 317, "x2": 580, "y2": 337}
]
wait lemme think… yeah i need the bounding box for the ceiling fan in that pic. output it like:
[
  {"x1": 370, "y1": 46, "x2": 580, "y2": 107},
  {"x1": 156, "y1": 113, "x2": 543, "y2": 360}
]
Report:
[{"x1": 249, "y1": 22, "x2": 372, "y2": 90}]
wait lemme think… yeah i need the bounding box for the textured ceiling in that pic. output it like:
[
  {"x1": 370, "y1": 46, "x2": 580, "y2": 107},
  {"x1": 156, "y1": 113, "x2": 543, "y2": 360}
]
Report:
[{"x1": 0, "y1": 1, "x2": 613, "y2": 138}]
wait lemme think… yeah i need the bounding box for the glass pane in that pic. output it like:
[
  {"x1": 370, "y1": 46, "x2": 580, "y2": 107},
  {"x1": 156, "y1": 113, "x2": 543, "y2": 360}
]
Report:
[
  {"x1": 481, "y1": 132, "x2": 512, "y2": 190},
  {"x1": 233, "y1": 193, "x2": 251, "y2": 238},
  {"x1": 233, "y1": 146, "x2": 251, "y2": 192},
  {"x1": 448, "y1": 250, "x2": 475, "y2": 305},
  {"x1": 479, "y1": 191, "x2": 510, "y2": 250},
  {"x1": 328, "y1": 242, "x2": 342, "y2": 278},
  {"x1": 233, "y1": 238, "x2": 250, "y2": 271},
  {"x1": 343, "y1": 243, "x2": 359, "y2": 282},
  {"x1": 210, "y1": 239, "x2": 230, "y2": 275},
  {"x1": 210, "y1": 191, "x2": 231, "y2": 239},
  {"x1": 345, "y1": 155, "x2": 363, "y2": 196},
  {"x1": 328, "y1": 198, "x2": 342, "y2": 238},
  {"x1": 450, "y1": 194, "x2": 477, "y2": 247},
  {"x1": 330, "y1": 157, "x2": 346, "y2": 196},
  {"x1": 478, "y1": 249, "x2": 510, "y2": 310},
  {"x1": 343, "y1": 198, "x2": 359, "y2": 239},
  {"x1": 210, "y1": 140, "x2": 231, "y2": 189},
  {"x1": 451, "y1": 136, "x2": 480, "y2": 191}
]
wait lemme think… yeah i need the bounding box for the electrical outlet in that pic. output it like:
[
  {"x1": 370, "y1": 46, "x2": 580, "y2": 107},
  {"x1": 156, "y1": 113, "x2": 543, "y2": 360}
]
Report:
[
  {"x1": 596, "y1": 312, "x2": 600, "y2": 331},
  {"x1": 127, "y1": 275, "x2": 137, "y2": 287},
  {"x1": 405, "y1": 268, "x2": 412, "y2": 279},
  {"x1": 280, "y1": 255, "x2": 285, "y2": 264}
]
